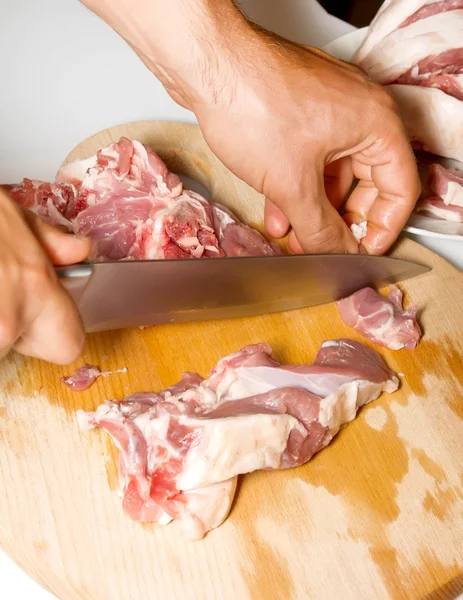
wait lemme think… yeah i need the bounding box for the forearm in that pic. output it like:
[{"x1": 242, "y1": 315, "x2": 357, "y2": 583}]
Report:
[{"x1": 82, "y1": 0, "x2": 250, "y2": 108}]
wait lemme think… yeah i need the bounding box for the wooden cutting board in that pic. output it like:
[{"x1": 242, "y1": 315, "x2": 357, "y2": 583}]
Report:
[{"x1": 0, "y1": 121, "x2": 462, "y2": 600}]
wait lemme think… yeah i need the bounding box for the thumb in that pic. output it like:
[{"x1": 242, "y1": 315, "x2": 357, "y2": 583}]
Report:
[
  {"x1": 23, "y1": 211, "x2": 91, "y2": 265},
  {"x1": 284, "y1": 170, "x2": 359, "y2": 254}
]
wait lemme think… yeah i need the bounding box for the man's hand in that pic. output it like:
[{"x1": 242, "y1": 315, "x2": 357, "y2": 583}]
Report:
[
  {"x1": 0, "y1": 189, "x2": 90, "y2": 363},
  {"x1": 82, "y1": 0, "x2": 421, "y2": 254}
]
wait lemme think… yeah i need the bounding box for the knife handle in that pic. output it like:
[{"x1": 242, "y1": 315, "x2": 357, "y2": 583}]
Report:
[{"x1": 56, "y1": 263, "x2": 93, "y2": 304}]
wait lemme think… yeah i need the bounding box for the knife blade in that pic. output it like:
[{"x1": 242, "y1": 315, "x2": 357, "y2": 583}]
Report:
[{"x1": 56, "y1": 254, "x2": 430, "y2": 333}]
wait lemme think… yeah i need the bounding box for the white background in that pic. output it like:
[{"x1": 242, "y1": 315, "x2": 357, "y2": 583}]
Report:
[{"x1": 0, "y1": 1, "x2": 461, "y2": 598}]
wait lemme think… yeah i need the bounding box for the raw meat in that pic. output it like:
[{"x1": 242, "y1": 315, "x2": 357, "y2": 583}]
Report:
[
  {"x1": 3, "y1": 137, "x2": 278, "y2": 261},
  {"x1": 356, "y1": 11, "x2": 463, "y2": 84},
  {"x1": 355, "y1": 1, "x2": 463, "y2": 64},
  {"x1": 337, "y1": 286, "x2": 421, "y2": 350},
  {"x1": 429, "y1": 162, "x2": 463, "y2": 206},
  {"x1": 354, "y1": 1, "x2": 463, "y2": 163},
  {"x1": 395, "y1": 54, "x2": 463, "y2": 101},
  {"x1": 77, "y1": 339, "x2": 399, "y2": 539},
  {"x1": 62, "y1": 365, "x2": 128, "y2": 391},
  {"x1": 415, "y1": 196, "x2": 463, "y2": 220},
  {"x1": 386, "y1": 84, "x2": 463, "y2": 163}
]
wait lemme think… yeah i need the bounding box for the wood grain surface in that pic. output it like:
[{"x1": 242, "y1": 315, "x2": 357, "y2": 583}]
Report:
[{"x1": 0, "y1": 121, "x2": 462, "y2": 600}]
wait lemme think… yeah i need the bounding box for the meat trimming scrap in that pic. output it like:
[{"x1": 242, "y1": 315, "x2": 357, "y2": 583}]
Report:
[{"x1": 77, "y1": 339, "x2": 399, "y2": 540}]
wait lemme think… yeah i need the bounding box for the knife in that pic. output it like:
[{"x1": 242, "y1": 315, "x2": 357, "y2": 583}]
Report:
[{"x1": 56, "y1": 254, "x2": 430, "y2": 333}]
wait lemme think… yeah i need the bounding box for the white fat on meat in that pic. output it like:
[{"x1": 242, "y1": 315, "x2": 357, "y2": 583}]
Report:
[
  {"x1": 387, "y1": 84, "x2": 463, "y2": 162},
  {"x1": 175, "y1": 413, "x2": 302, "y2": 491},
  {"x1": 429, "y1": 163, "x2": 463, "y2": 207},
  {"x1": 355, "y1": 0, "x2": 459, "y2": 63},
  {"x1": 78, "y1": 339, "x2": 398, "y2": 539},
  {"x1": 357, "y1": 11, "x2": 463, "y2": 83},
  {"x1": 416, "y1": 196, "x2": 463, "y2": 220},
  {"x1": 350, "y1": 221, "x2": 368, "y2": 242}
]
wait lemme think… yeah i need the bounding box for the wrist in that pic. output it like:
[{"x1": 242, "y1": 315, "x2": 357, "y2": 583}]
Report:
[{"x1": 84, "y1": 0, "x2": 249, "y2": 110}]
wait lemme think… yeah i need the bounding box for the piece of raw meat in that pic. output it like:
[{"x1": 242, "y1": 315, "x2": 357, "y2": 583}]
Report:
[
  {"x1": 357, "y1": 11, "x2": 463, "y2": 84},
  {"x1": 353, "y1": 1, "x2": 463, "y2": 163},
  {"x1": 386, "y1": 84, "x2": 463, "y2": 163},
  {"x1": 395, "y1": 55, "x2": 463, "y2": 101},
  {"x1": 355, "y1": 1, "x2": 463, "y2": 65},
  {"x1": 415, "y1": 196, "x2": 463, "y2": 221},
  {"x1": 429, "y1": 163, "x2": 463, "y2": 206},
  {"x1": 2, "y1": 137, "x2": 278, "y2": 261},
  {"x1": 77, "y1": 339, "x2": 398, "y2": 539},
  {"x1": 62, "y1": 365, "x2": 128, "y2": 391},
  {"x1": 337, "y1": 286, "x2": 421, "y2": 350}
]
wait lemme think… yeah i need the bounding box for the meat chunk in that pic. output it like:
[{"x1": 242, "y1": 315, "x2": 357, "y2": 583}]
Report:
[
  {"x1": 4, "y1": 137, "x2": 278, "y2": 261},
  {"x1": 355, "y1": 1, "x2": 463, "y2": 65},
  {"x1": 77, "y1": 340, "x2": 399, "y2": 539},
  {"x1": 62, "y1": 365, "x2": 128, "y2": 391},
  {"x1": 357, "y1": 11, "x2": 463, "y2": 84},
  {"x1": 337, "y1": 286, "x2": 422, "y2": 350},
  {"x1": 354, "y1": 1, "x2": 463, "y2": 164}
]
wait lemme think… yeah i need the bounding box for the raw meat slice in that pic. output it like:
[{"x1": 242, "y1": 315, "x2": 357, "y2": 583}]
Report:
[
  {"x1": 77, "y1": 340, "x2": 398, "y2": 538},
  {"x1": 4, "y1": 138, "x2": 278, "y2": 261},
  {"x1": 387, "y1": 84, "x2": 463, "y2": 163},
  {"x1": 395, "y1": 53, "x2": 463, "y2": 100},
  {"x1": 356, "y1": 11, "x2": 463, "y2": 84},
  {"x1": 429, "y1": 163, "x2": 463, "y2": 206},
  {"x1": 62, "y1": 365, "x2": 128, "y2": 391},
  {"x1": 416, "y1": 196, "x2": 463, "y2": 220},
  {"x1": 355, "y1": 0, "x2": 463, "y2": 64},
  {"x1": 337, "y1": 286, "x2": 421, "y2": 350}
]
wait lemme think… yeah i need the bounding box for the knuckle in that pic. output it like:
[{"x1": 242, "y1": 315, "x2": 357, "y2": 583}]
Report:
[{"x1": 306, "y1": 222, "x2": 342, "y2": 252}]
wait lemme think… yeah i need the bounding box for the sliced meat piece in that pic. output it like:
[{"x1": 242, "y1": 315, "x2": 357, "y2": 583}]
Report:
[
  {"x1": 429, "y1": 163, "x2": 463, "y2": 206},
  {"x1": 416, "y1": 196, "x2": 463, "y2": 220},
  {"x1": 395, "y1": 52, "x2": 463, "y2": 99},
  {"x1": 62, "y1": 365, "x2": 128, "y2": 391},
  {"x1": 357, "y1": 11, "x2": 463, "y2": 84},
  {"x1": 77, "y1": 340, "x2": 398, "y2": 538},
  {"x1": 337, "y1": 286, "x2": 422, "y2": 350},
  {"x1": 62, "y1": 365, "x2": 101, "y2": 391},
  {"x1": 355, "y1": 0, "x2": 462, "y2": 64},
  {"x1": 387, "y1": 84, "x2": 463, "y2": 163}
]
